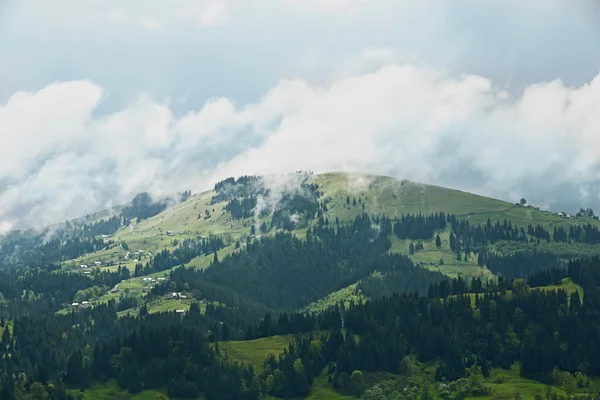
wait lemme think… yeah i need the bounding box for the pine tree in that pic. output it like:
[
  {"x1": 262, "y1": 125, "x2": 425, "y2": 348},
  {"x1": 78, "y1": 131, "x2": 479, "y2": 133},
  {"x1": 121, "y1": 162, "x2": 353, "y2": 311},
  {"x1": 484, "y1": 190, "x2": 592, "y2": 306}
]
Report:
[
  {"x1": 449, "y1": 231, "x2": 456, "y2": 251},
  {"x1": 2, "y1": 326, "x2": 9, "y2": 346},
  {"x1": 435, "y1": 234, "x2": 441, "y2": 248}
]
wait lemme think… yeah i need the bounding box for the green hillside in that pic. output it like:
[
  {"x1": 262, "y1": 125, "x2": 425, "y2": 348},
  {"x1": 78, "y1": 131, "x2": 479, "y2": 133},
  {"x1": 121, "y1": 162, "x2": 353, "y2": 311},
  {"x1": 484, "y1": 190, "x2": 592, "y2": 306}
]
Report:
[
  {"x1": 54, "y1": 172, "x2": 600, "y2": 315},
  {"x1": 310, "y1": 172, "x2": 598, "y2": 229},
  {"x1": 62, "y1": 172, "x2": 599, "y2": 274}
]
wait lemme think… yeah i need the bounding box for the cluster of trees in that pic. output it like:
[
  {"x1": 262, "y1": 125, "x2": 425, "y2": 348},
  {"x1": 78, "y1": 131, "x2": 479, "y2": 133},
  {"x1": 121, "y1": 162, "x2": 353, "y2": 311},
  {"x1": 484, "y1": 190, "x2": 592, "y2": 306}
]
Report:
[
  {"x1": 80, "y1": 216, "x2": 121, "y2": 238},
  {"x1": 450, "y1": 216, "x2": 600, "y2": 250},
  {"x1": 211, "y1": 175, "x2": 264, "y2": 204},
  {"x1": 121, "y1": 192, "x2": 168, "y2": 225},
  {"x1": 216, "y1": 175, "x2": 322, "y2": 231},
  {"x1": 393, "y1": 213, "x2": 447, "y2": 240},
  {"x1": 271, "y1": 190, "x2": 320, "y2": 231},
  {"x1": 550, "y1": 224, "x2": 600, "y2": 244},
  {"x1": 485, "y1": 251, "x2": 562, "y2": 280},
  {"x1": 133, "y1": 236, "x2": 225, "y2": 277},
  {"x1": 0, "y1": 235, "x2": 110, "y2": 271},
  {"x1": 225, "y1": 196, "x2": 258, "y2": 219},
  {"x1": 0, "y1": 266, "x2": 130, "y2": 317},
  {"x1": 86, "y1": 321, "x2": 260, "y2": 399},
  {"x1": 256, "y1": 268, "x2": 600, "y2": 390},
  {"x1": 179, "y1": 190, "x2": 192, "y2": 202},
  {"x1": 0, "y1": 291, "x2": 281, "y2": 399},
  {"x1": 163, "y1": 213, "x2": 444, "y2": 312}
]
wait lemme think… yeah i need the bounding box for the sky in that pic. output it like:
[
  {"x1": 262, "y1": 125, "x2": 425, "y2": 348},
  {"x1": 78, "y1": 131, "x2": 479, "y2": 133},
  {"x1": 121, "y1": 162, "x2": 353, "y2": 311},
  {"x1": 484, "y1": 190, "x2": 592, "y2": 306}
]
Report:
[{"x1": 1, "y1": 0, "x2": 600, "y2": 232}]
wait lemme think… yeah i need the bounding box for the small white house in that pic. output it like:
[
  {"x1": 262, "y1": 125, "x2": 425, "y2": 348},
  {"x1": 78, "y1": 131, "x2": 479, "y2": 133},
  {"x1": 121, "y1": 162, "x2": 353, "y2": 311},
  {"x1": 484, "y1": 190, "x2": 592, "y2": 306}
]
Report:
[
  {"x1": 71, "y1": 303, "x2": 79, "y2": 307},
  {"x1": 83, "y1": 271, "x2": 91, "y2": 274},
  {"x1": 80, "y1": 264, "x2": 88, "y2": 269},
  {"x1": 176, "y1": 309, "x2": 186, "y2": 314},
  {"x1": 81, "y1": 301, "x2": 90, "y2": 307},
  {"x1": 94, "y1": 261, "x2": 102, "y2": 266}
]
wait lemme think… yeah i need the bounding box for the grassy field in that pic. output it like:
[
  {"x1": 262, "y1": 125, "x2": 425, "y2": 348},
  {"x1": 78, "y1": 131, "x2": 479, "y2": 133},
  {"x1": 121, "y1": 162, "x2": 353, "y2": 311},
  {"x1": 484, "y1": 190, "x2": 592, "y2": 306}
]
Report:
[
  {"x1": 390, "y1": 231, "x2": 494, "y2": 279},
  {"x1": 302, "y1": 283, "x2": 366, "y2": 313},
  {"x1": 449, "y1": 277, "x2": 585, "y2": 309},
  {"x1": 75, "y1": 380, "x2": 169, "y2": 400},
  {"x1": 220, "y1": 334, "x2": 355, "y2": 399},
  {"x1": 471, "y1": 363, "x2": 600, "y2": 400},
  {"x1": 536, "y1": 277, "x2": 583, "y2": 297},
  {"x1": 63, "y1": 190, "x2": 249, "y2": 272},
  {"x1": 311, "y1": 172, "x2": 600, "y2": 230},
  {"x1": 219, "y1": 335, "x2": 297, "y2": 373}
]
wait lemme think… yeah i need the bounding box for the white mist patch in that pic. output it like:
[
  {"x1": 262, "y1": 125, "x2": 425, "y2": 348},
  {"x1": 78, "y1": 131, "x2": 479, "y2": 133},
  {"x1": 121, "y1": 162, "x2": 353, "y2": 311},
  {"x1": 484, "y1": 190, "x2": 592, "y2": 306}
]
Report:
[
  {"x1": 289, "y1": 213, "x2": 301, "y2": 225},
  {"x1": 0, "y1": 221, "x2": 14, "y2": 237},
  {"x1": 346, "y1": 173, "x2": 374, "y2": 194},
  {"x1": 251, "y1": 172, "x2": 314, "y2": 232}
]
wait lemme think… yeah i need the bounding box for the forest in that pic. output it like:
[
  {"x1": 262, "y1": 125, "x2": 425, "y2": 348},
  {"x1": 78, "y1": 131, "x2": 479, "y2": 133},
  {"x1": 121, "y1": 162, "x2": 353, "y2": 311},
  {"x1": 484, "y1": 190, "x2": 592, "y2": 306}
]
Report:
[{"x1": 3, "y1": 185, "x2": 600, "y2": 399}]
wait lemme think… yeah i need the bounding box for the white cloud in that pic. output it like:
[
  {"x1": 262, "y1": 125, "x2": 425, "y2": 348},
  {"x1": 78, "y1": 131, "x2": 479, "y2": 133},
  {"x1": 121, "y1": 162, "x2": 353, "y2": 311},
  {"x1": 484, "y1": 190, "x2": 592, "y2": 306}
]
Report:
[{"x1": 2, "y1": 54, "x2": 600, "y2": 230}]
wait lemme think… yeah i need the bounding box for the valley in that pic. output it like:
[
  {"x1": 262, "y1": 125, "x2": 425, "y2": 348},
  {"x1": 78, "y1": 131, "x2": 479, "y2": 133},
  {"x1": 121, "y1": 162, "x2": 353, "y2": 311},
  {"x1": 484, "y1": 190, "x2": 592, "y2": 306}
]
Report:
[{"x1": 2, "y1": 172, "x2": 600, "y2": 400}]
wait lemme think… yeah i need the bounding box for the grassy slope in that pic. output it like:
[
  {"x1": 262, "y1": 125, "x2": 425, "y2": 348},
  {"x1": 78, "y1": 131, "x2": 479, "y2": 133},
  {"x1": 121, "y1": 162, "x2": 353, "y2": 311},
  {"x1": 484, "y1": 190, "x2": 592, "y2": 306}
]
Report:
[
  {"x1": 217, "y1": 333, "x2": 600, "y2": 400},
  {"x1": 220, "y1": 335, "x2": 354, "y2": 400},
  {"x1": 302, "y1": 283, "x2": 366, "y2": 314},
  {"x1": 63, "y1": 190, "x2": 249, "y2": 272},
  {"x1": 311, "y1": 172, "x2": 600, "y2": 230},
  {"x1": 68, "y1": 171, "x2": 599, "y2": 272},
  {"x1": 76, "y1": 380, "x2": 168, "y2": 400},
  {"x1": 57, "y1": 172, "x2": 600, "y2": 315},
  {"x1": 220, "y1": 335, "x2": 297, "y2": 374},
  {"x1": 536, "y1": 277, "x2": 584, "y2": 298}
]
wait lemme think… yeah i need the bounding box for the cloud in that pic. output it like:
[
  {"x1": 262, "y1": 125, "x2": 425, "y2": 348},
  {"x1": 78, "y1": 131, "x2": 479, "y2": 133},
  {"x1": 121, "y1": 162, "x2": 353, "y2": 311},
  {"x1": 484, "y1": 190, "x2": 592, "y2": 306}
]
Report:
[
  {"x1": 2, "y1": 54, "x2": 600, "y2": 231},
  {"x1": 1, "y1": 1, "x2": 600, "y2": 231},
  {"x1": 5, "y1": 0, "x2": 229, "y2": 32}
]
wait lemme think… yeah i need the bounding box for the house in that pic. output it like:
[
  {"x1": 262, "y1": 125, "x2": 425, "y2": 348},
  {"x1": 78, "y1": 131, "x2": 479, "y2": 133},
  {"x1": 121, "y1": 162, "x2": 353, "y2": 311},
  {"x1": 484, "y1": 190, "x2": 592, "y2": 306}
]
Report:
[
  {"x1": 80, "y1": 264, "x2": 88, "y2": 269},
  {"x1": 175, "y1": 309, "x2": 186, "y2": 314},
  {"x1": 157, "y1": 277, "x2": 166, "y2": 281},
  {"x1": 94, "y1": 261, "x2": 102, "y2": 266},
  {"x1": 71, "y1": 303, "x2": 79, "y2": 307},
  {"x1": 81, "y1": 301, "x2": 90, "y2": 307},
  {"x1": 83, "y1": 271, "x2": 91, "y2": 274},
  {"x1": 180, "y1": 295, "x2": 187, "y2": 299}
]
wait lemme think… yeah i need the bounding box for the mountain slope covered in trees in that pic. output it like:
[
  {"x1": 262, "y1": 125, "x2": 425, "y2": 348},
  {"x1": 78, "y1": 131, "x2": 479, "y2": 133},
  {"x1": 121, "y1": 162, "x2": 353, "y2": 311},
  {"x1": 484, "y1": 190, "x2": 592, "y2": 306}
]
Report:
[{"x1": 3, "y1": 172, "x2": 600, "y2": 399}]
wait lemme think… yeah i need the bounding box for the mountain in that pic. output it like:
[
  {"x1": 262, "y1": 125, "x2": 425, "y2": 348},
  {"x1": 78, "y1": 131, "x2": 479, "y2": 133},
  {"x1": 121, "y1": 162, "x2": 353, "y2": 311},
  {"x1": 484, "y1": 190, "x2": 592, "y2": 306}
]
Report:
[
  {"x1": 3, "y1": 172, "x2": 600, "y2": 399},
  {"x1": 49, "y1": 172, "x2": 593, "y2": 275}
]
